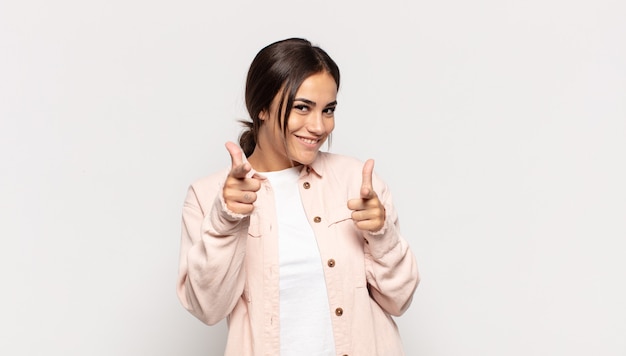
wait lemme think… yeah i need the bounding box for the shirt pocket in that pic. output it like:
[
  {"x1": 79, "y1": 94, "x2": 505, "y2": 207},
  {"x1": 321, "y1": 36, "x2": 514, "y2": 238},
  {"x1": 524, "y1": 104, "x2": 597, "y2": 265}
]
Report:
[
  {"x1": 327, "y1": 204, "x2": 353, "y2": 227},
  {"x1": 247, "y1": 221, "x2": 262, "y2": 238},
  {"x1": 328, "y1": 204, "x2": 368, "y2": 288},
  {"x1": 247, "y1": 211, "x2": 262, "y2": 238}
]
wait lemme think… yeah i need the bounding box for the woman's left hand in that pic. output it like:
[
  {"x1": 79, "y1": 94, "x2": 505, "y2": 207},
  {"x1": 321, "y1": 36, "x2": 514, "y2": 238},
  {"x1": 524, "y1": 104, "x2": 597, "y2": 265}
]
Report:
[{"x1": 347, "y1": 159, "x2": 386, "y2": 232}]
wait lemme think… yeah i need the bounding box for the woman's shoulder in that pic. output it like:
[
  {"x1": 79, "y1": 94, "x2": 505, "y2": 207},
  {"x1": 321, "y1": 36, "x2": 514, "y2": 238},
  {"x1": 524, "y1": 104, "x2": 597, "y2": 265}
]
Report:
[
  {"x1": 187, "y1": 166, "x2": 230, "y2": 200},
  {"x1": 316, "y1": 151, "x2": 390, "y2": 191},
  {"x1": 317, "y1": 151, "x2": 364, "y2": 168},
  {"x1": 314, "y1": 151, "x2": 372, "y2": 184}
]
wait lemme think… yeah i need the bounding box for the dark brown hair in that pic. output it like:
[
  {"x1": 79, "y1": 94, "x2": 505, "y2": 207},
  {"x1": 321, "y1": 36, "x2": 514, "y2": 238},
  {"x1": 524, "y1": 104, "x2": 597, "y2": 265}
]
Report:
[{"x1": 238, "y1": 38, "x2": 340, "y2": 157}]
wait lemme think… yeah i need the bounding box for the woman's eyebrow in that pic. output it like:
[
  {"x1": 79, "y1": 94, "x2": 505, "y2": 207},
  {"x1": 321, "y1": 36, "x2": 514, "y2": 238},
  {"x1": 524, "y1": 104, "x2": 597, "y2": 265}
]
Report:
[
  {"x1": 294, "y1": 98, "x2": 316, "y2": 106},
  {"x1": 294, "y1": 98, "x2": 338, "y2": 107}
]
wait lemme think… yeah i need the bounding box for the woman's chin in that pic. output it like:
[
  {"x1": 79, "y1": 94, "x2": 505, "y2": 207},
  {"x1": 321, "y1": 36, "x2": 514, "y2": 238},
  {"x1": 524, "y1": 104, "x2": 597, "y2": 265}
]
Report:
[{"x1": 291, "y1": 152, "x2": 319, "y2": 166}]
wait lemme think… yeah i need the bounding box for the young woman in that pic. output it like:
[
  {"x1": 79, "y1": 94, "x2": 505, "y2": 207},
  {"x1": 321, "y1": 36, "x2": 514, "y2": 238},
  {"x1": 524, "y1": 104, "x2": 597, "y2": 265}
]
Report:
[{"x1": 177, "y1": 38, "x2": 419, "y2": 356}]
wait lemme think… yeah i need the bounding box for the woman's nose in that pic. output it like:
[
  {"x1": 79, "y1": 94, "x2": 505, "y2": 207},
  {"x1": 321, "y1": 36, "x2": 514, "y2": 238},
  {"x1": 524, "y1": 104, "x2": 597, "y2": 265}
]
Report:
[{"x1": 307, "y1": 111, "x2": 324, "y2": 133}]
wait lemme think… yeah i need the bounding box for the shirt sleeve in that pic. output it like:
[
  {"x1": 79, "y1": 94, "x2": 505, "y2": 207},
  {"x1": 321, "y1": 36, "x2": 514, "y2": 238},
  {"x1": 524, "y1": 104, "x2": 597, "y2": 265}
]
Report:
[
  {"x1": 176, "y1": 182, "x2": 249, "y2": 325},
  {"x1": 363, "y1": 181, "x2": 420, "y2": 317}
]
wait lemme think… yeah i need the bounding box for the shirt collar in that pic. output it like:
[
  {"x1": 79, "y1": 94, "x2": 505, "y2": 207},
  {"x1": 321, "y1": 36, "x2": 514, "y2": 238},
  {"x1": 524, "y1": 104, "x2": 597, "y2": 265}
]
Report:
[{"x1": 303, "y1": 151, "x2": 328, "y2": 178}]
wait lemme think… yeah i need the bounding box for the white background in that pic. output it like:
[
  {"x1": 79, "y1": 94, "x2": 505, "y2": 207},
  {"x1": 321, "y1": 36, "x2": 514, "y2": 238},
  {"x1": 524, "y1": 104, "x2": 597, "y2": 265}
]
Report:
[{"x1": 1, "y1": 0, "x2": 625, "y2": 355}]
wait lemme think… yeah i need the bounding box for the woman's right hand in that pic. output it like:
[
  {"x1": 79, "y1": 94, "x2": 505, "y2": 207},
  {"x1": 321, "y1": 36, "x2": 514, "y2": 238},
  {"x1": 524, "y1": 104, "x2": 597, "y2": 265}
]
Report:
[{"x1": 222, "y1": 141, "x2": 264, "y2": 215}]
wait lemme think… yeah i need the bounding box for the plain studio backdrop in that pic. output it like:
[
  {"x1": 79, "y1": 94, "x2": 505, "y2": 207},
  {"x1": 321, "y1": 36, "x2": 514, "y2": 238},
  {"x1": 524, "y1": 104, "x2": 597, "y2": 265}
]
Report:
[{"x1": 1, "y1": 0, "x2": 624, "y2": 355}]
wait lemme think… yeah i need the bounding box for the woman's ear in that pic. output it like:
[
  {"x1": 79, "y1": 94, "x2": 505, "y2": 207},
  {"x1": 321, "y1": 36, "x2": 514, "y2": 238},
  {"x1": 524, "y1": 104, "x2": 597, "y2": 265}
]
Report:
[{"x1": 259, "y1": 109, "x2": 269, "y2": 121}]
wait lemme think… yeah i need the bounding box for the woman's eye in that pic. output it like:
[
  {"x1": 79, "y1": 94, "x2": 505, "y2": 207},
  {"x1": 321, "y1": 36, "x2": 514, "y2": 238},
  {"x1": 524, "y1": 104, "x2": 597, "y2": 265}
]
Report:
[{"x1": 293, "y1": 104, "x2": 309, "y2": 112}]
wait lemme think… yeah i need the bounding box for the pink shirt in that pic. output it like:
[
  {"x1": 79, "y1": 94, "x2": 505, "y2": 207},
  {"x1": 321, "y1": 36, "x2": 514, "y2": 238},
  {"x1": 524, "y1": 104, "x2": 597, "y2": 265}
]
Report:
[{"x1": 177, "y1": 152, "x2": 420, "y2": 356}]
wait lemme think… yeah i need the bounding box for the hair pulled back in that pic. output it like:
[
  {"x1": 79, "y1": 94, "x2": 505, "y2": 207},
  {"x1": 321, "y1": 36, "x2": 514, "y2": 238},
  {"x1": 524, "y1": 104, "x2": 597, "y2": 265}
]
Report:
[{"x1": 238, "y1": 38, "x2": 340, "y2": 157}]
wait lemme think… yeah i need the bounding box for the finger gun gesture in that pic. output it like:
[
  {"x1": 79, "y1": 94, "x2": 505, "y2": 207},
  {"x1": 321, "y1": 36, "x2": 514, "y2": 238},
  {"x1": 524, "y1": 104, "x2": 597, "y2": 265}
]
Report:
[
  {"x1": 347, "y1": 159, "x2": 386, "y2": 232},
  {"x1": 222, "y1": 141, "x2": 264, "y2": 215}
]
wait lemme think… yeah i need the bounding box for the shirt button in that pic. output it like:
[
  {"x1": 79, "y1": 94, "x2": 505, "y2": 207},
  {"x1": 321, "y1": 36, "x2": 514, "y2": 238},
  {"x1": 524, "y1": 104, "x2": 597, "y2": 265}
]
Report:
[
  {"x1": 327, "y1": 259, "x2": 335, "y2": 267},
  {"x1": 303, "y1": 182, "x2": 310, "y2": 189},
  {"x1": 314, "y1": 216, "x2": 321, "y2": 223},
  {"x1": 335, "y1": 307, "x2": 343, "y2": 316}
]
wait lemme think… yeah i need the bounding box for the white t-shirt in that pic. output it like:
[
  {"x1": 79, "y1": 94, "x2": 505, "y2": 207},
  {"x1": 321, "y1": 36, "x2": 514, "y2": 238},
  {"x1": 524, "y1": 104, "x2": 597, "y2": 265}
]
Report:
[{"x1": 263, "y1": 166, "x2": 336, "y2": 356}]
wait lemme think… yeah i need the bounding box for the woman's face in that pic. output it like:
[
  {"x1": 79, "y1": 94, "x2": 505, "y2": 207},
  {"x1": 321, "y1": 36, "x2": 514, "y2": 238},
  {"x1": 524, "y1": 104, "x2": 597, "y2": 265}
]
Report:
[{"x1": 252, "y1": 71, "x2": 338, "y2": 172}]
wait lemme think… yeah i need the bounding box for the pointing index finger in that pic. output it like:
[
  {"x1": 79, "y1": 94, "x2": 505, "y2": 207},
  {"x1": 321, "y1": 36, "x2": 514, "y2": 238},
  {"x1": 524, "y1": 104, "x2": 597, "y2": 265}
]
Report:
[
  {"x1": 225, "y1": 141, "x2": 250, "y2": 178},
  {"x1": 361, "y1": 159, "x2": 375, "y2": 199}
]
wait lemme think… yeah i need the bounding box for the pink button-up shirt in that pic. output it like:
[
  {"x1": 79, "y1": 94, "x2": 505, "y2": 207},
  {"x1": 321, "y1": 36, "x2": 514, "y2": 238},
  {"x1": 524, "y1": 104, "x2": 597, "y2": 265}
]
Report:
[{"x1": 177, "y1": 152, "x2": 420, "y2": 356}]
